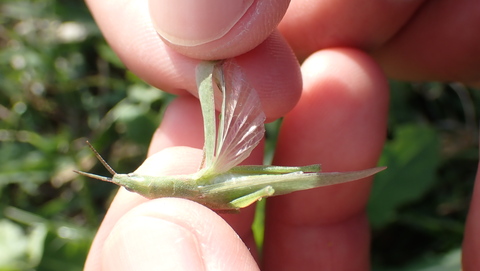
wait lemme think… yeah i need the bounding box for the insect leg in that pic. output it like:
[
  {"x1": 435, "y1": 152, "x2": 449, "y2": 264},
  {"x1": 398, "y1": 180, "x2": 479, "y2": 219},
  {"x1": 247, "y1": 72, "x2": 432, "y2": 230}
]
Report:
[{"x1": 229, "y1": 186, "x2": 275, "y2": 209}]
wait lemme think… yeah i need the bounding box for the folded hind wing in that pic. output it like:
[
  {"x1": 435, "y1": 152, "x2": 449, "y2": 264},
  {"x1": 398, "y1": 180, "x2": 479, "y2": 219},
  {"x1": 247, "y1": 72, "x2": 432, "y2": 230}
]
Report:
[{"x1": 210, "y1": 60, "x2": 266, "y2": 173}]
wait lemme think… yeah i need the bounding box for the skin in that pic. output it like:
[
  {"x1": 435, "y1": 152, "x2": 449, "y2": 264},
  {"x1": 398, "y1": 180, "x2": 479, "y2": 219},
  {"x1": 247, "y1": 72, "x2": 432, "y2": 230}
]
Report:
[{"x1": 84, "y1": 0, "x2": 480, "y2": 270}]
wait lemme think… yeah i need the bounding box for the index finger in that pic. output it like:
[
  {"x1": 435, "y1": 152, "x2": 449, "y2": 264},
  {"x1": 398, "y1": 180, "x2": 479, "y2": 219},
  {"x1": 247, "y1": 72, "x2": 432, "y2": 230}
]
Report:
[{"x1": 263, "y1": 48, "x2": 388, "y2": 270}]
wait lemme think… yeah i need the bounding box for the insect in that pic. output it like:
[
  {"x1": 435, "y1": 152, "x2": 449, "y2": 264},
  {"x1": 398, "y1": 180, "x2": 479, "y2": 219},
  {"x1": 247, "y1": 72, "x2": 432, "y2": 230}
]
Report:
[{"x1": 75, "y1": 60, "x2": 386, "y2": 211}]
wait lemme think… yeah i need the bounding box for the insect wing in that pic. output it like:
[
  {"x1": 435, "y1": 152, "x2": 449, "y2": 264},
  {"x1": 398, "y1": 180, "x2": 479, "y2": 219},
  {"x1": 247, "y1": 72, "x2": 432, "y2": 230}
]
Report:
[
  {"x1": 211, "y1": 60, "x2": 266, "y2": 173},
  {"x1": 201, "y1": 167, "x2": 386, "y2": 197}
]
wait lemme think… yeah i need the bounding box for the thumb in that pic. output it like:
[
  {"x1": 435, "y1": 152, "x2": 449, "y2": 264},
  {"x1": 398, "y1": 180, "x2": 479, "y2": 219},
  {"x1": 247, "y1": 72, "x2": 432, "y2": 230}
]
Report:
[
  {"x1": 148, "y1": 0, "x2": 290, "y2": 59},
  {"x1": 102, "y1": 198, "x2": 259, "y2": 270},
  {"x1": 84, "y1": 147, "x2": 259, "y2": 270}
]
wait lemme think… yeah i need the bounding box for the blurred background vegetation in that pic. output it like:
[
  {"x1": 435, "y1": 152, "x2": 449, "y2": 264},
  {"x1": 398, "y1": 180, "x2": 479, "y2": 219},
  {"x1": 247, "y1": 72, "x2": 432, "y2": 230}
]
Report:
[{"x1": 0, "y1": 0, "x2": 478, "y2": 270}]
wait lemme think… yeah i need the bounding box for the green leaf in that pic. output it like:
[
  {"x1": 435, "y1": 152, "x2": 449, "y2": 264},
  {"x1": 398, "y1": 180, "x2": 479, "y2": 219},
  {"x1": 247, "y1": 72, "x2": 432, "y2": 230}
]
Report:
[
  {"x1": 96, "y1": 42, "x2": 125, "y2": 69},
  {"x1": 0, "y1": 219, "x2": 28, "y2": 269},
  {"x1": 0, "y1": 219, "x2": 46, "y2": 270},
  {"x1": 127, "y1": 85, "x2": 163, "y2": 104},
  {"x1": 368, "y1": 124, "x2": 440, "y2": 228},
  {"x1": 252, "y1": 199, "x2": 266, "y2": 251},
  {"x1": 26, "y1": 223, "x2": 48, "y2": 267}
]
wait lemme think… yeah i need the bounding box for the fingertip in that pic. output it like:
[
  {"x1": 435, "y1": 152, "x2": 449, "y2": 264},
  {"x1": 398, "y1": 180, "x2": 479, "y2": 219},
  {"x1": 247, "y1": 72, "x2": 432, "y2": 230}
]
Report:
[
  {"x1": 103, "y1": 212, "x2": 205, "y2": 270},
  {"x1": 262, "y1": 48, "x2": 389, "y2": 269},
  {"x1": 149, "y1": 0, "x2": 254, "y2": 47},
  {"x1": 147, "y1": 95, "x2": 205, "y2": 157},
  {"x1": 102, "y1": 198, "x2": 258, "y2": 270},
  {"x1": 86, "y1": 0, "x2": 299, "y2": 119},
  {"x1": 298, "y1": 48, "x2": 389, "y2": 171},
  {"x1": 273, "y1": 47, "x2": 389, "y2": 219},
  {"x1": 235, "y1": 31, "x2": 303, "y2": 121},
  {"x1": 138, "y1": 146, "x2": 204, "y2": 176},
  {"x1": 149, "y1": 0, "x2": 290, "y2": 59}
]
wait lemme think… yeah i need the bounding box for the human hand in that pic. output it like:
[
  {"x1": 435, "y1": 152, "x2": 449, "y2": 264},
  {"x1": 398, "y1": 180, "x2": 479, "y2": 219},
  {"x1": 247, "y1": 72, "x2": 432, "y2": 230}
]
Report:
[
  {"x1": 84, "y1": 0, "x2": 480, "y2": 270},
  {"x1": 84, "y1": 143, "x2": 262, "y2": 270}
]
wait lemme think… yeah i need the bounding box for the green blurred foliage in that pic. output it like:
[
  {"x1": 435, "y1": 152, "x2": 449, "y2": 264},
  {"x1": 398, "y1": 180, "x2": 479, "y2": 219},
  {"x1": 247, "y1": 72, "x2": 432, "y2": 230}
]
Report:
[
  {"x1": 1, "y1": 0, "x2": 170, "y2": 270},
  {"x1": 0, "y1": 0, "x2": 479, "y2": 270},
  {"x1": 369, "y1": 82, "x2": 478, "y2": 270},
  {"x1": 369, "y1": 124, "x2": 441, "y2": 228}
]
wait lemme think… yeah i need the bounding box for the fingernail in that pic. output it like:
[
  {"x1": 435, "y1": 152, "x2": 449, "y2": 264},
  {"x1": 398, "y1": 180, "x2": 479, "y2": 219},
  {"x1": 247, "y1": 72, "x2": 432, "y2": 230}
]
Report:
[{"x1": 149, "y1": 0, "x2": 253, "y2": 46}]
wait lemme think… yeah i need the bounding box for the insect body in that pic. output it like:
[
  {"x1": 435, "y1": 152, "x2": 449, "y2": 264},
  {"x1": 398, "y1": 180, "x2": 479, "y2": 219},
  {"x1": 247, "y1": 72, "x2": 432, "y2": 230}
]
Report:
[{"x1": 75, "y1": 60, "x2": 385, "y2": 211}]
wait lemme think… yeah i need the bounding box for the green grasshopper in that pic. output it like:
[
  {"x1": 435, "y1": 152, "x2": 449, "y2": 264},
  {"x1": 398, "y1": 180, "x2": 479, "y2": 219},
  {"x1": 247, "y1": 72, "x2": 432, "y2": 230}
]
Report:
[{"x1": 75, "y1": 60, "x2": 385, "y2": 211}]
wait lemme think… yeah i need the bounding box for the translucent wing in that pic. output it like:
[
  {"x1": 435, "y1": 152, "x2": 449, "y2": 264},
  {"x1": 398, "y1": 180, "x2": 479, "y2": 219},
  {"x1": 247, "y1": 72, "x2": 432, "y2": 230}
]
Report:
[{"x1": 210, "y1": 60, "x2": 266, "y2": 173}]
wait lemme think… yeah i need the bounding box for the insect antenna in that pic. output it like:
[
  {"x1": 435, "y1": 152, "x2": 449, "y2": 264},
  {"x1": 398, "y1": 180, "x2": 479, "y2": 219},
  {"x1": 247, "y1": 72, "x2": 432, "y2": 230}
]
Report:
[
  {"x1": 85, "y1": 140, "x2": 117, "y2": 175},
  {"x1": 73, "y1": 170, "x2": 114, "y2": 183}
]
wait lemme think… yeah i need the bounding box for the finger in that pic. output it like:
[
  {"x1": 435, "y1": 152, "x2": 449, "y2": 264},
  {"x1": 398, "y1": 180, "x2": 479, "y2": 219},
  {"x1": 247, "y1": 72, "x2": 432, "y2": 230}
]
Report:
[
  {"x1": 147, "y1": 96, "x2": 206, "y2": 155},
  {"x1": 84, "y1": 146, "x2": 203, "y2": 270},
  {"x1": 85, "y1": 146, "x2": 261, "y2": 269},
  {"x1": 148, "y1": 95, "x2": 264, "y2": 254},
  {"x1": 372, "y1": 0, "x2": 480, "y2": 82},
  {"x1": 278, "y1": 0, "x2": 423, "y2": 60},
  {"x1": 85, "y1": 96, "x2": 265, "y2": 269},
  {"x1": 462, "y1": 153, "x2": 480, "y2": 269},
  {"x1": 101, "y1": 198, "x2": 259, "y2": 270},
  {"x1": 263, "y1": 48, "x2": 388, "y2": 270},
  {"x1": 86, "y1": 0, "x2": 300, "y2": 120},
  {"x1": 149, "y1": 0, "x2": 289, "y2": 59},
  {"x1": 86, "y1": 0, "x2": 288, "y2": 59}
]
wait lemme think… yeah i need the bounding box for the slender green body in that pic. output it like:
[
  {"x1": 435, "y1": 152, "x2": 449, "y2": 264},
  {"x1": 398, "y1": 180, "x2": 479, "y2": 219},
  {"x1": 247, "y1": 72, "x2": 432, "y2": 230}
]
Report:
[
  {"x1": 75, "y1": 60, "x2": 386, "y2": 211},
  {"x1": 76, "y1": 165, "x2": 385, "y2": 211}
]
